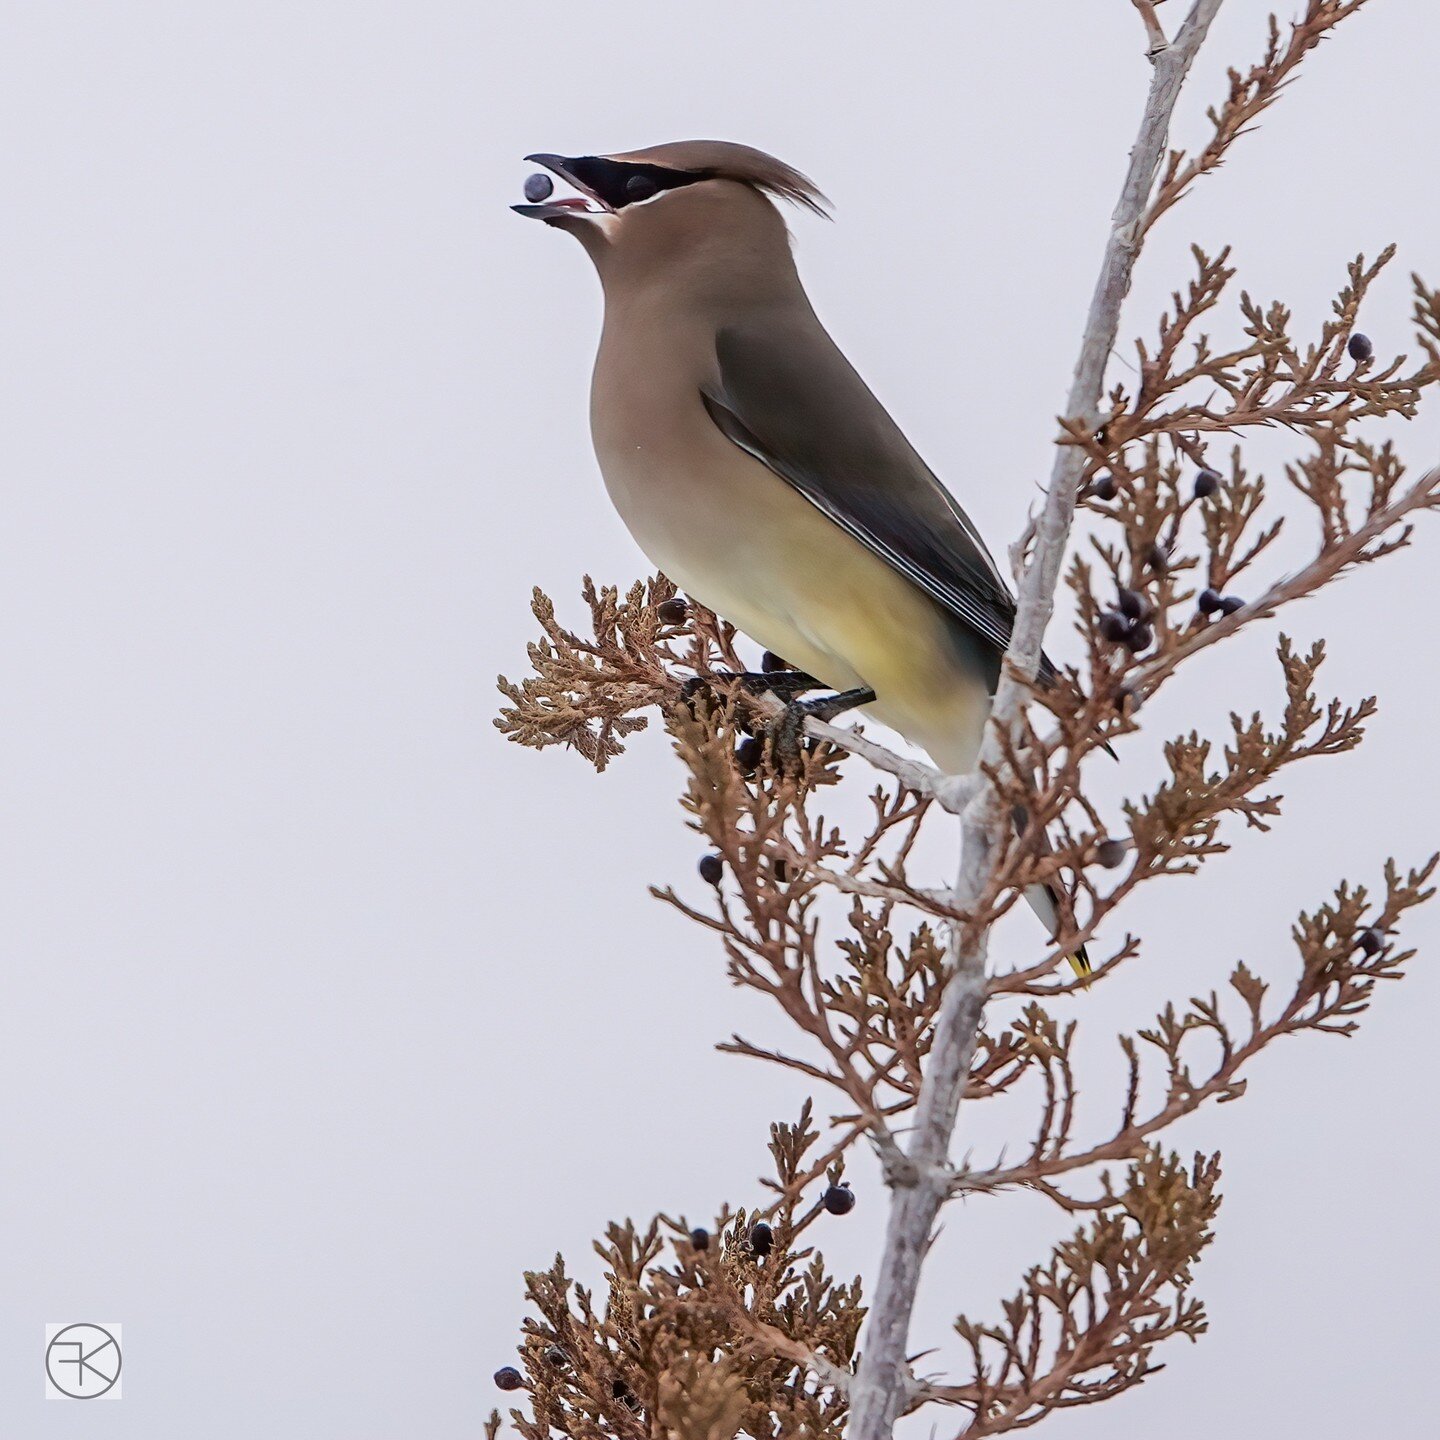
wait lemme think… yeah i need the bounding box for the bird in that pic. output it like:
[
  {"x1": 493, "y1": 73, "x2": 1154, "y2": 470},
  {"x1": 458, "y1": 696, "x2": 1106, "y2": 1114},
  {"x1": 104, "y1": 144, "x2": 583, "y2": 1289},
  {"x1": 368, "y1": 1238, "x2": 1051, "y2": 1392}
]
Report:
[{"x1": 512, "y1": 141, "x2": 1088, "y2": 976}]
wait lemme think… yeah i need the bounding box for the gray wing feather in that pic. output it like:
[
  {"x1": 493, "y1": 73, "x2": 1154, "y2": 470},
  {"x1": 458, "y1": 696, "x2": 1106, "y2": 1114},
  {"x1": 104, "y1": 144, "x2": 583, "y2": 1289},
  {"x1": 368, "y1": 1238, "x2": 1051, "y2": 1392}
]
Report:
[{"x1": 702, "y1": 318, "x2": 1055, "y2": 682}]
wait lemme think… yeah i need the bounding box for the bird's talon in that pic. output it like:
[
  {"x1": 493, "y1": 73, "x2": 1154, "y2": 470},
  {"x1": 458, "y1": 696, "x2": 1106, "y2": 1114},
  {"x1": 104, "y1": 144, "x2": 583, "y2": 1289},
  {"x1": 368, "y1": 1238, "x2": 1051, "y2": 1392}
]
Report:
[
  {"x1": 679, "y1": 668, "x2": 820, "y2": 715},
  {"x1": 760, "y1": 686, "x2": 877, "y2": 775}
]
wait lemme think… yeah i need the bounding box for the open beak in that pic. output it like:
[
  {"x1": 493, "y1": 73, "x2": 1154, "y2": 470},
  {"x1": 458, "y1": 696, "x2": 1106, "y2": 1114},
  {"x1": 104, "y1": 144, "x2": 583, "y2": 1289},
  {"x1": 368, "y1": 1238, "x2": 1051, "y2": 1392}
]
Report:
[{"x1": 511, "y1": 153, "x2": 615, "y2": 222}]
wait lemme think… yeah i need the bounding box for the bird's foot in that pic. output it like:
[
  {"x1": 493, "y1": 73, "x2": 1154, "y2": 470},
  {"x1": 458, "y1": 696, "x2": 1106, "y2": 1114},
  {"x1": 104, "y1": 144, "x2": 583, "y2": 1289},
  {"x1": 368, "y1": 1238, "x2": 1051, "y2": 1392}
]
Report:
[
  {"x1": 680, "y1": 668, "x2": 821, "y2": 711},
  {"x1": 764, "y1": 686, "x2": 877, "y2": 772}
]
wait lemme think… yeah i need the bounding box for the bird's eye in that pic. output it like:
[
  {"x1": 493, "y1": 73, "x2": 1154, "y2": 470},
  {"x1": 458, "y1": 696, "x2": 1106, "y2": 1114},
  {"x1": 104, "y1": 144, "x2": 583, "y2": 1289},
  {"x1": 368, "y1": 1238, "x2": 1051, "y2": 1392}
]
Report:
[{"x1": 625, "y1": 174, "x2": 658, "y2": 202}]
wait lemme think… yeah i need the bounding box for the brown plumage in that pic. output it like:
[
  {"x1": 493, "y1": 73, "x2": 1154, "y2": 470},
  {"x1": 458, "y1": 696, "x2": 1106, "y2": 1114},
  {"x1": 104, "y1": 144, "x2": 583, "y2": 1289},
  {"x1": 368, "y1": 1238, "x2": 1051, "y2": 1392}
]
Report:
[{"x1": 513, "y1": 142, "x2": 1087, "y2": 975}]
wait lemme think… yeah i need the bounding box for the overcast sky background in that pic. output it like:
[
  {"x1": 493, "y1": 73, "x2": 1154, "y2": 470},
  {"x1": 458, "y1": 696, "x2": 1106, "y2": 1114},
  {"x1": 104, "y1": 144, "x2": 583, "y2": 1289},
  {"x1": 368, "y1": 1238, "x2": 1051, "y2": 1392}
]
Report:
[{"x1": 1, "y1": 2, "x2": 1436, "y2": 1435}]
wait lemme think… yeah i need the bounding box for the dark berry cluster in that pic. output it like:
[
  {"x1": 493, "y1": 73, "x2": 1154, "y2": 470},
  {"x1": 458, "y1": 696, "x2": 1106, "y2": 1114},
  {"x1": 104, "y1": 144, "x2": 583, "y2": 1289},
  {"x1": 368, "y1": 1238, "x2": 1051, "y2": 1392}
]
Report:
[
  {"x1": 498, "y1": 1186, "x2": 859, "y2": 1391},
  {"x1": 1097, "y1": 588, "x2": 1154, "y2": 653},
  {"x1": 1198, "y1": 589, "x2": 1245, "y2": 618}
]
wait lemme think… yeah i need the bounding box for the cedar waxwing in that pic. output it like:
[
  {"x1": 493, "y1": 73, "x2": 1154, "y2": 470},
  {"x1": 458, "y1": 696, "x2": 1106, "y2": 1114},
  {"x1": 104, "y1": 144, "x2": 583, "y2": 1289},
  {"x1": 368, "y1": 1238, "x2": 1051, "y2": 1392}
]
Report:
[{"x1": 513, "y1": 141, "x2": 1088, "y2": 975}]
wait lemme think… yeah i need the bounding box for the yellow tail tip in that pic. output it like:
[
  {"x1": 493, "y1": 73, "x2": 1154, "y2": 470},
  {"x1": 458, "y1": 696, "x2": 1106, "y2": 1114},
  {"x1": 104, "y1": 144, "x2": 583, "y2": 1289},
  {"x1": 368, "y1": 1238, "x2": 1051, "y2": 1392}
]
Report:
[{"x1": 1067, "y1": 945, "x2": 1092, "y2": 981}]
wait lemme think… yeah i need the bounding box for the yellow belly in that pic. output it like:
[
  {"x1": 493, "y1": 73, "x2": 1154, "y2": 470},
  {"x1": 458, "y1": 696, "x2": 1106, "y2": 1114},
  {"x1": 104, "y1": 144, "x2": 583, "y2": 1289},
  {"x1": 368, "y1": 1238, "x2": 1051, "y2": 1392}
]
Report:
[{"x1": 593, "y1": 409, "x2": 991, "y2": 773}]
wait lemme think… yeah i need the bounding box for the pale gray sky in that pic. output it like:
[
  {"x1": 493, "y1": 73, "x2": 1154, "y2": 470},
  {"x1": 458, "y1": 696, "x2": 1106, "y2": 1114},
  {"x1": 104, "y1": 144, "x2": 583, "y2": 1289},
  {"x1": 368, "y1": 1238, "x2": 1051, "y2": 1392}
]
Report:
[{"x1": 1, "y1": 2, "x2": 1435, "y2": 1436}]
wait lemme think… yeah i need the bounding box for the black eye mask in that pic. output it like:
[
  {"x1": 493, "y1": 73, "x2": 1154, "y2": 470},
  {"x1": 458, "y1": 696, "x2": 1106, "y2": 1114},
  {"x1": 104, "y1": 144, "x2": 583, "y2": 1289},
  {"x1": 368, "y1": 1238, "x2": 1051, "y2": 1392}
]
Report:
[{"x1": 562, "y1": 157, "x2": 709, "y2": 210}]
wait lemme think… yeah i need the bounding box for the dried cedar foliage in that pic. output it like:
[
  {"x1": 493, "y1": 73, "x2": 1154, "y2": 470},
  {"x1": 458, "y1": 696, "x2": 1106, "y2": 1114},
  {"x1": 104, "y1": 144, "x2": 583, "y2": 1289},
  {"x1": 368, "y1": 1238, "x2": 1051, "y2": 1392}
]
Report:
[
  {"x1": 495, "y1": 576, "x2": 746, "y2": 771},
  {"x1": 500, "y1": 1106, "x2": 860, "y2": 1440},
  {"x1": 492, "y1": 5, "x2": 1438, "y2": 1435}
]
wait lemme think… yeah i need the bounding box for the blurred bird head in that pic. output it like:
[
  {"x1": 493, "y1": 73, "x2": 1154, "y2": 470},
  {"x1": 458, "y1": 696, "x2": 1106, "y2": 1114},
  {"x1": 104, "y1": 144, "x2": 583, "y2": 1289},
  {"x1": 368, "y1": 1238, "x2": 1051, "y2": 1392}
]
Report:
[{"x1": 512, "y1": 141, "x2": 829, "y2": 291}]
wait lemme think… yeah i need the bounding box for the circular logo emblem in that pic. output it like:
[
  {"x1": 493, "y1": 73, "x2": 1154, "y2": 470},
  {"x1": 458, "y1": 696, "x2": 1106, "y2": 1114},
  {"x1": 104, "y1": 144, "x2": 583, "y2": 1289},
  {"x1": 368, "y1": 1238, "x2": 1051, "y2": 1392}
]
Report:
[{"x1": 46, "y1": 1324, "x2": 122, "y2": 1399}]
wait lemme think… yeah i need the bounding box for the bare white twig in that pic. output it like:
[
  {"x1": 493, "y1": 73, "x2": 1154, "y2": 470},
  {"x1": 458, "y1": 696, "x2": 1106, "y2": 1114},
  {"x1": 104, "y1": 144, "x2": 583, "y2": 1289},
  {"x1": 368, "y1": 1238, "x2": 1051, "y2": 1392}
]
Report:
[
  {"x1": 1132, "y1": 0, "x2": 1172, "y2": 56},
  {"x1": 804, "y1": 716, "x2": 983, "y2": 812},
  {"x1": 800, "y1": 714, "x2": 947, "y2": 796},
  {"x1": 787, "y1": 854, "x2": 958, "y2": 913},
  {"x1": 846, "y1": 6, "x2": 1226, "y2": 1436},
  {"x1": 749, "y1": 697, "x2": 983, "y2": 811}
]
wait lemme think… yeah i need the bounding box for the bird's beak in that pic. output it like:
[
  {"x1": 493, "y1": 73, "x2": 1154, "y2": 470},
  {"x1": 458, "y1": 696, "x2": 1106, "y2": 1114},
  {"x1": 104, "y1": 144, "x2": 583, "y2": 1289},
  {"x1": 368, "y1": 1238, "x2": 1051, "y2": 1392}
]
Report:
[{"x1": 511, "y1": 153, "x2": 615, "y2": 223}]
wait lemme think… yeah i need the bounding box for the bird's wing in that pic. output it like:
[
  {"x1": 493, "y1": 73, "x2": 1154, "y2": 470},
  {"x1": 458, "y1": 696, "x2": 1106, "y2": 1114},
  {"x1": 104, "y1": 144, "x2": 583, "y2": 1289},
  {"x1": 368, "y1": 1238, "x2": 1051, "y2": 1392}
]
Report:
[{"x1": 701, "y1": 317, "x2": 1054, "y2": 680}]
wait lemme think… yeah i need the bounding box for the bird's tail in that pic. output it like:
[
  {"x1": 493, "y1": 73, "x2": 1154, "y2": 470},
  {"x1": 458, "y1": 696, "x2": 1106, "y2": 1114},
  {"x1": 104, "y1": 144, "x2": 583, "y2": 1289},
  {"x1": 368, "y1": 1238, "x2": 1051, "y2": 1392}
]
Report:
[
  {"x1": 1008, "y1": 802, "x2": 1089, "y2": 979},
  {"x1": 1025, "y1": 882, "x2": 1091, "y2": 980}
]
